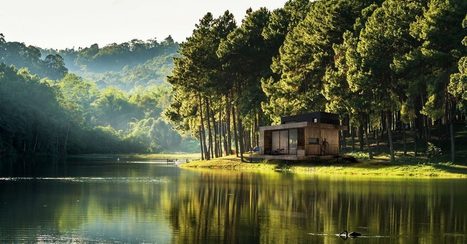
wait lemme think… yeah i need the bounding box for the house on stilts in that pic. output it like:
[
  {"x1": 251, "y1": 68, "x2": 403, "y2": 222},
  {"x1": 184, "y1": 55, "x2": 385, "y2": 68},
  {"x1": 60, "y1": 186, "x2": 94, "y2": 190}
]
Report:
[{"x1": 255, "y1": 112, "x2": 347, "y2": 161}]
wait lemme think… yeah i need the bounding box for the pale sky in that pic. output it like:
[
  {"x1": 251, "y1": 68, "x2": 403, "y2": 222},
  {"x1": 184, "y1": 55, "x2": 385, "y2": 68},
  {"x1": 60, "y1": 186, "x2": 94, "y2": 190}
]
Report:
[{"x1": 0, "y1": 0, "x2": 287, "y2": 49}]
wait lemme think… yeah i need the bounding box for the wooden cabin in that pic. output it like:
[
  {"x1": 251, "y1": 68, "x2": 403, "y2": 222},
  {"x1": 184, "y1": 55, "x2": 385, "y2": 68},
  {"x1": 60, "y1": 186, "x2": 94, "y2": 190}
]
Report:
[{"x1": 256, "y1": 112, "x2": 346, "y2": 160}]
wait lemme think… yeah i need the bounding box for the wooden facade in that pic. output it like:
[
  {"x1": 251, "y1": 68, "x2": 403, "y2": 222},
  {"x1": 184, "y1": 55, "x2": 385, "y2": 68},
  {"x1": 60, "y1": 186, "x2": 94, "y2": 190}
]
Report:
[{"x1": 256, "y1": 112, "x2": 346, "y2": 160}]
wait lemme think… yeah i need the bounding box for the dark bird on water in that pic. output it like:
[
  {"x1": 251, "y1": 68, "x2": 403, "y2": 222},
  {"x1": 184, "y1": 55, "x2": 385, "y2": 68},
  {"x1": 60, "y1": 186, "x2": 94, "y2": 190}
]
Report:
[{"x1": 339, "y1": 230, "x2": 362, "y2": 239}]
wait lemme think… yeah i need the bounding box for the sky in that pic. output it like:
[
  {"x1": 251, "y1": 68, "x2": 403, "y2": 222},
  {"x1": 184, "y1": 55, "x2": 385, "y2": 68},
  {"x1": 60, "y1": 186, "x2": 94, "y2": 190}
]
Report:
[{"x1": 0, "y1": 0, "x2": 287, "y2": 49}]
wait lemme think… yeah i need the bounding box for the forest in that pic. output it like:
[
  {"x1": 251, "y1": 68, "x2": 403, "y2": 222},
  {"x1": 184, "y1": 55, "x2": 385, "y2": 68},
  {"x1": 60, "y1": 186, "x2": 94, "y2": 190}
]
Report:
[
  {"x1": 41, "y1": 36, "x2": 178, "y2": 91},
  {"x1": 0, "y1": 34, "x2": 197, "y2": 155},
  {"x1": 166, "y1": 0, "x2": 467, "y2": 163},
  {"x1": 1, "y1": 0, "x2": 466, "y2": 163}
]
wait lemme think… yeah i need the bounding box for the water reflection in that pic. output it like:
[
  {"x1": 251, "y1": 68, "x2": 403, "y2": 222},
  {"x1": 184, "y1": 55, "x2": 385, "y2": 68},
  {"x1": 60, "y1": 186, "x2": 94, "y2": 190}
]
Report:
[{"x1": 0, "y1": 158, "x2": 466, "y2": 243}]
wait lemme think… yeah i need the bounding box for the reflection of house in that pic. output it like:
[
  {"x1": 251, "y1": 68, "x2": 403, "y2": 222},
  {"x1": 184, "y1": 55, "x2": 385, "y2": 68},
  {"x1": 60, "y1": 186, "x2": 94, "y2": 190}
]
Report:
[{"x1": 257, "y1": 112, "x2": 347, "y2": 160}]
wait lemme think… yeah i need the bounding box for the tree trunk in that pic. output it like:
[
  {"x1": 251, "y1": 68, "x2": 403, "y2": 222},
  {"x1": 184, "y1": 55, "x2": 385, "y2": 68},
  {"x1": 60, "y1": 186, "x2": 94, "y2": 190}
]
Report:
[
  {"x1": 221, "y1": 109, "x2": 228, "y2": 157},
  {"x1": 219, "y1": 117, "x2": 223, "y2": 157},
  {"x1": 381, "y1": 112, "x2": 386, "y2": 139},
  {"x1": 253, "y1": 113, "x2": 259, "y2": 147},
  {"x1": 414, "y1": 134, "x2": 418, "y2": 157},
  {"x1": 351, "y1": 125, "x2": 355, "y2": 152},
  {"x1": 199, "y1": 95, "x2": 209, "y2": 160},
  {"x1": 358, "y1": 123, "x2": 364, "y2": 151},
  {"x1": 206, "y1": 98, "x2": 214, "y2": 159},
  {"x1": 449, "y1": 101, "x2": 455, "y2": 162},
  {"x1": 232, "y1": 105, "x2": 239, "y2": 157},
  {"x1": 341, "y1": 116, "x2": 348, "y2": 150},
  {"x1": 386, "y1": 112, "x2": 395, "y2": 163},
  {"x1": 211, "y1": 108, "x2": 219, "y2": 158},
  {"x1": 63, "y1": 123, "x2": 70, "y2": 155},
  {"x1": 226, "y1": 94, "x2": 232, "y2": 155},
  {"x1": 340, "y1": 130, "x2": 346, "y2": 151},
  {"x1": 199, "y1": 127, "x2": 204, "y2": 160},
  {"x1": 375, "y1": 128, "x2": 380, "y2": 146},
  {"x1": 424, "y1": 116, "x2": 429, "y2": 147},
  {"x1": 237, "y1": 107, "x2": 245, "y2": 162},
  {"x1": 365, "y1": 115, "x2": 373, "y2": 159},
  {"x1": 218, "y1": 108, "x2": 224, "y2": 157},
  {"x1": 257, "y1": 110, "x2": 262, "y2": 147},
  {"x1": 402, "y1": 123, "x2": 407, "y2": 156}
]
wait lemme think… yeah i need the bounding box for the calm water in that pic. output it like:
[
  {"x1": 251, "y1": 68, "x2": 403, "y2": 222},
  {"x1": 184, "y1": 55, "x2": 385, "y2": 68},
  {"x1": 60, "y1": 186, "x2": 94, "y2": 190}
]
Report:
[{"x1": 0, "y1": 158, "x2": 466, "y2": 243}]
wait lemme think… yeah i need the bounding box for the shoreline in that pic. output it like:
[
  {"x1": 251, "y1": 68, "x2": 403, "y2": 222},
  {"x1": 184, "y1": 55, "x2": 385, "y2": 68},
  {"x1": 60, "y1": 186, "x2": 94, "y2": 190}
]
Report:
[
  {"x1": 180, "y1": 155, "x2": 467, "y2": 179},
  {"x1": 67, "y1": 153, "x2": 201, "y2": 161}
]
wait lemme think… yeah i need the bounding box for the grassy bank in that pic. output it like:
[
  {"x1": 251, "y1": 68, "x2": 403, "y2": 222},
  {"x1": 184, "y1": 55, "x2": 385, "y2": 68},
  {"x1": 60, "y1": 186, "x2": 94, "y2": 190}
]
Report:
[{"x1": 180, "y1": 155, "x2": 467, "y2": 179}]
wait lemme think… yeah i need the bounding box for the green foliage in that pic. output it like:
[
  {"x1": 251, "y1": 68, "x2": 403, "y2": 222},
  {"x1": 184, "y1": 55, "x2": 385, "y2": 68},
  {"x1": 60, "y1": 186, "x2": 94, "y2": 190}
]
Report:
[
  {"x1": 449, "y1": 14, "x2": 467, "y2": 112},
  {"x1": 0, "y1": 64, "x2": 135, "y2": 155},
  {"x1": 408, "y1": 0, "x2": 467, "y2": 119},
  {"x1": 0, "y1": 63, "x2": 196, "y2": 155},
  {"x1": 41, "y1": 37, "x2": 178, "y2": 91},
  {"x1": 218, "y1": 8, "x2": 273, "y2": 116},
  {"x1": 167, "y1": 0, "x2": 467, "y2": 162},
  {"x1": 126, "y1": 118, "x2": 181, "y2": 152},
  {"x1": 3, "y1": 0, "x2": 467, "y2": 160},
  {"x1": 262, "y1": 0, "x2": 376, "y2": 121},
  {"x1": 0, "y1": 34, "x2": 68, "y2": 80},
  {"x1": 426, "y1": 142, "x2": 442, "y2": 158},
  {"x1": 167, "y1": 11, "x2": 237, "y2": 138},
  {"x1": 0, "y1": 64, "x2": 65, "y2": 154}
]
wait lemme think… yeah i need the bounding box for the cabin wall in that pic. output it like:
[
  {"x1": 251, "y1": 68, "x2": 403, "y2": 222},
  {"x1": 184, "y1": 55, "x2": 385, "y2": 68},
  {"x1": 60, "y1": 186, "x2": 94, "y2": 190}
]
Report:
[
  {"x1": 304, "y1": 126, "x2": 339, "y2": 155},
  {"x1": 260, "y1": 123, "x2": 341, "y2": 156},
  {"x1": 321, "y1": 128, "x2": 339, "y2": 155},
  {"x1": 305, "y1": 127, "x2": 320, "y2": 155}
]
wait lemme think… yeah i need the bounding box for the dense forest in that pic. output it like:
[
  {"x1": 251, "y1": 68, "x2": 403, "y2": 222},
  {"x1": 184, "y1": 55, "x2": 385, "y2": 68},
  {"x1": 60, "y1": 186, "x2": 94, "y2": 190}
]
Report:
[
  {"x1": 41, "y1": 36, "x2": 178, "y2": 91},
  {"x1": 0, "y1": 34, "x2": 196, "y2": 156},
  {"x1": 1, "y1": 0, "x2": 466, "y2": 162},
  {"x1": 166, "y1": 0, "x2": 467, "y2": 163}
]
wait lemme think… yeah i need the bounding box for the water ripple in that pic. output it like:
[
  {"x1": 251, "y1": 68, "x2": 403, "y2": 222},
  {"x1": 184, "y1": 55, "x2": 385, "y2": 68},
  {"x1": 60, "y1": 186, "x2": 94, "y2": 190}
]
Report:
[{"x1": 0, "y1": 177, "x2": 168, "y2": 183}]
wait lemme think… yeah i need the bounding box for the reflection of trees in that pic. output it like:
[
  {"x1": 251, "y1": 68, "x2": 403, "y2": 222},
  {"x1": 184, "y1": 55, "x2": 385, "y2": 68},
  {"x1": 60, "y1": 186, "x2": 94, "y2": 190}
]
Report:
[
  {"x1": 166, "y1": 171, "x2": 467, "y2": 244},
  {"x1": 0, "y1": 162, "x2": 175, "y2": 242},
  {"x1": 0, "y1": 162, "x2": 466, "y2": 243}
]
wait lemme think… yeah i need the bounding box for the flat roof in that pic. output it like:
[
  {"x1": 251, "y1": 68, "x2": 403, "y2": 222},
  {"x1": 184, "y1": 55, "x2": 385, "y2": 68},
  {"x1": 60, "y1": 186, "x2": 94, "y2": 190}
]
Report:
[
  {"x1": 281, "y1": 112, "x2": 339, "y2": 125},
  {"x1": 259, "y1": 122, "x2": 308, "y2": 131},
  {"x1": 259, "y1": 122, "x2": 346, "y2": 131}
]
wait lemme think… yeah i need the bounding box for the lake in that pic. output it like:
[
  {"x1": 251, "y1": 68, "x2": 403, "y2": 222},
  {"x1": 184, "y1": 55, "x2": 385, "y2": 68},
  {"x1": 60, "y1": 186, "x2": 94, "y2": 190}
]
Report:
[{"x1": 0, "y1": 157, "x2": 466, "y2": 243}]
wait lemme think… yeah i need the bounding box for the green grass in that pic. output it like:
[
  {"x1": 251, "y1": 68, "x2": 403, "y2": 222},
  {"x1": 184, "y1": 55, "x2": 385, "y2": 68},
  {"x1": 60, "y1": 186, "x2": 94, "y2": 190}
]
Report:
[
  {"x1": 180, "y1": 155, "x2": 467, "y2": 179},
  {"x1": 180, "y1": 155, "x2": 277, "y2": 171}
]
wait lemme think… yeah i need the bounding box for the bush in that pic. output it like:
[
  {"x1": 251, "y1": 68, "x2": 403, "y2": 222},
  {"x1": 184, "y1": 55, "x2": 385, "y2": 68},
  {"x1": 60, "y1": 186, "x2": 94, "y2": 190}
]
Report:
[{"x1": 426, "y1": 142, "x2": 442, "y2": 158}]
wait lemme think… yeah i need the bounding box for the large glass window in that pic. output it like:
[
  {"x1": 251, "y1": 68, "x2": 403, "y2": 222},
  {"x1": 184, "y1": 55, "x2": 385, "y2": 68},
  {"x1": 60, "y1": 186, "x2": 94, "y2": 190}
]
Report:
[
  {"x1": 271, "y1": 130, "x2": 289, "y2": 154},
  {"x1": 289, "y1": 129, "x2": 297, "y2": 154},
  {"x1": 280, "y1": 130, "x2": 289, "y2": 154},
  {"x1": 272, "y1": 131, "x2": 280, "y2": 153}
]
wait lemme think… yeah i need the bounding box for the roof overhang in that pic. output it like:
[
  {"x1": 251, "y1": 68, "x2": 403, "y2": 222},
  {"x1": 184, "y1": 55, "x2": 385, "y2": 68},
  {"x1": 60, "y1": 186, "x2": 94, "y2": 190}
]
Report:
[
  {"x1": 259, "y1": 122, "x2": 308, "y2": 131},
  {"x1": 259, "y1": 122, "x2": 347, "y2": 131}
]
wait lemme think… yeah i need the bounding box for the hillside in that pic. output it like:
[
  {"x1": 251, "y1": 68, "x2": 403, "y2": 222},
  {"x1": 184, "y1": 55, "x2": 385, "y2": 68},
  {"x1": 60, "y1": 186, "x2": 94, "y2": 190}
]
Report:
[
  {"x1": 41, "y1": 36, "x2": 179, "y2": 91},
  {"x1": 0, "y1": 35, "x2": 197, "y2": 156},
  {"x1": 0, "y1": 34, "x2": 67, "y2": 80}
]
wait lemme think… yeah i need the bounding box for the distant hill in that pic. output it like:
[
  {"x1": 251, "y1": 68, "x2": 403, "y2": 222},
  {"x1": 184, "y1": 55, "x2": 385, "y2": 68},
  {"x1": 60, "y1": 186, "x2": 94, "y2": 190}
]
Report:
[
  {"x1": 0, "y1": 34, "x2": 198, "y2": 155},
  {"x1": 0, "y1": 34, "x2": 68, "y2": 80},
  {"x1": 41, "y1": 36, "x2": 179, "y2": 91}
]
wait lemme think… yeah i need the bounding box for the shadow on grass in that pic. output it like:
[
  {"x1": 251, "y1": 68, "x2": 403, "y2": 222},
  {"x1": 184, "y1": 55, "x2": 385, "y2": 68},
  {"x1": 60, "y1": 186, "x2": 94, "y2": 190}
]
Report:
[
  {"x1": 274, "y1": 157, "x2": 360, "y2": 169},
  {"x1": 431, "y1": 163, "x2": 467, "y2": 175}
]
